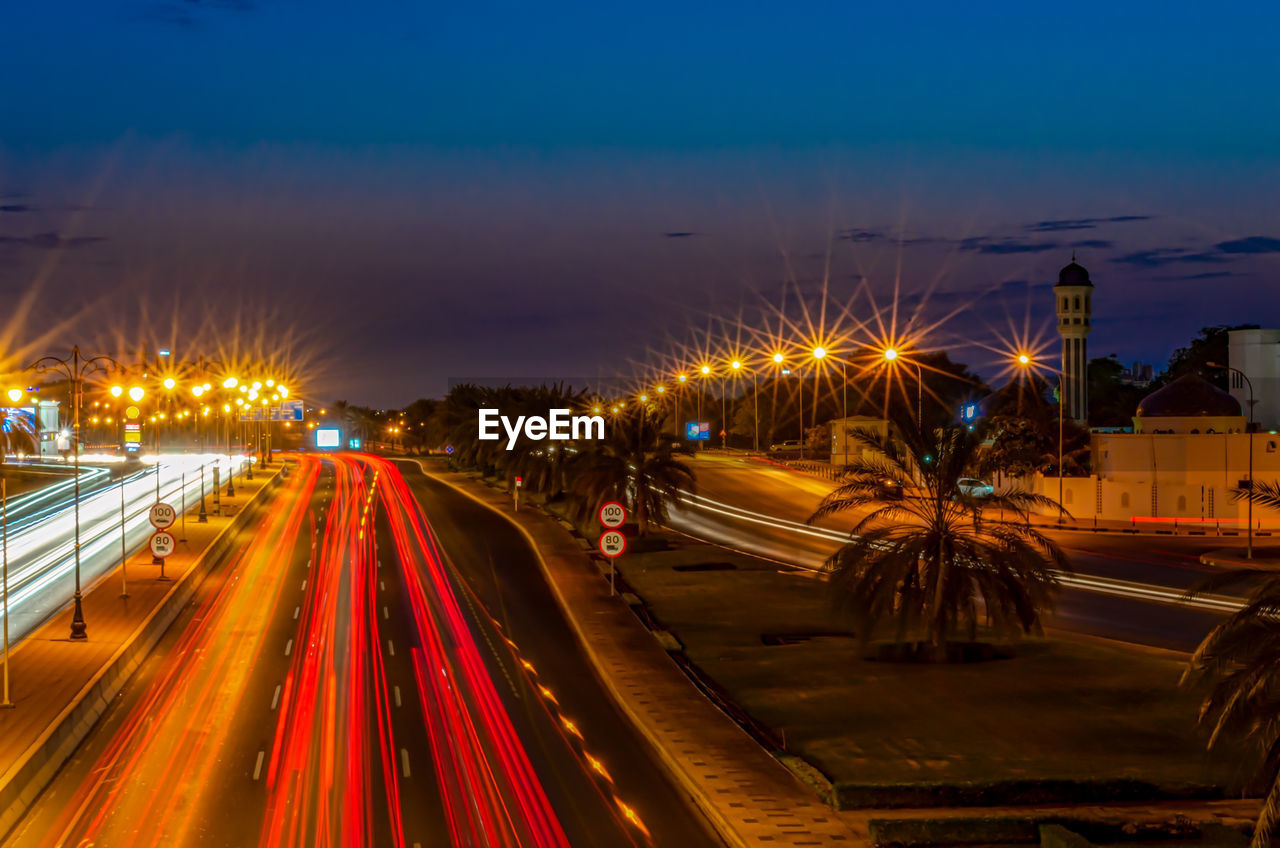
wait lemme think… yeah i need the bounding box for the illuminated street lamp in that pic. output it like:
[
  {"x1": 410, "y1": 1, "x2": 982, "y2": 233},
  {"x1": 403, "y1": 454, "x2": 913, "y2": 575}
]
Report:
[
  {"x1": 5, "y1": 389, "x2": 22, "y2": 404},
  {"x1": 882, "y1": 347, "x2": 923, "y2": 429},
  {"x1": 128, "y1": 386, "x2": 145, "y2": 403},
  {"x1": 1016, "y1": 353, "x2": 1065, "y2": 522},
  {"x1": 29, "y1": 346, "x2": 120, "y2": 640}
]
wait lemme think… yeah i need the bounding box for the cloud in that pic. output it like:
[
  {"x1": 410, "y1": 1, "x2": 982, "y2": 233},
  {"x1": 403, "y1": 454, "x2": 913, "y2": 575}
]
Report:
[
  {"x1": 957, "y1": 237, "x2": 1060, "y2": 255},
  {"x1": 1069, "y1": 239, "x2": 1113, "y2": 249},
  {"x1": 0, "y1": 205, "x2": 31, "y2": 213},
  {"x1": 1110, "y1": 247, "x2": 1226, "y2": 268},
  {"x1": 1153, "y1": 270, "x2": 1241, "y2": 281},
  {"x1": 0, "y1": 232, "x2": 106, "y2": 250},
  {"x1": 1214, "y1": 236, "x2": 1280, "y2": 254},
  {"x1": 662, "y1": 231, "x2": 699, "y2": 238},
  {"x1": 1025, "y1": 215, "x2": 1151, "y2": 233},
  {"x1": 837, "y1": 228, "x2": 884, "y2": 243}
]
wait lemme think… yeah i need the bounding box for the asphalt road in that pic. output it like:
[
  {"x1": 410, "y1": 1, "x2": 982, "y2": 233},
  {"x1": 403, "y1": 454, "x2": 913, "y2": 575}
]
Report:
[
  {"x1": 669, "y1": 454, "x2": 1243, "y2": 652},
  {"x1": 5, "y1": 455, "x2": 719, "y2": 848}
]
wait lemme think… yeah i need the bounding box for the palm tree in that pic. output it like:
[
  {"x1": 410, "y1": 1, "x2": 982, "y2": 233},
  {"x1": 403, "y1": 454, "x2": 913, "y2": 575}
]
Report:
[
  {"x1": 807, "y1": 425, "x2": 1069, "y2": 657},
  {"x1": 568, "y1": 407, "x2": 694, "y2": 535},
  {"x1": 1183, "y1": 480, "x2": 1280, "y2": 848},
  {"x1": 0, "y1": 408, "x2": 37, "y2": 464}
]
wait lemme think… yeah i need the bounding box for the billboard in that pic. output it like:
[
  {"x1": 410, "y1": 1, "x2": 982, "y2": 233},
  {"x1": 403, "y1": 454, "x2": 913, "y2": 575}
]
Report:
[
  {"x1": 315, "y1": 427, "x2": 341, "y2": 449},
  {"x1": 686, "y1": 421, "x2": 710, "y2": 441}
]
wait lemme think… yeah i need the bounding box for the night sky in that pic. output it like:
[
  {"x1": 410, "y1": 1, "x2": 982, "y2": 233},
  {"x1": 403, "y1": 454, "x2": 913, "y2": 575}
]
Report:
[{"x1": 2, "y1": 1, "x2": 1279, "y2": 405}]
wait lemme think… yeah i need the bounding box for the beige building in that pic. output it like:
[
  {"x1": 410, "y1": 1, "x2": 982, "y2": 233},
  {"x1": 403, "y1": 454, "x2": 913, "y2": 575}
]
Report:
[
  {"x1": 1037, "y1": 376, "x2": 1280, "y2": 525},
  {"x1": 830, "y1": 416, "x2": 890, "y2": 466}
]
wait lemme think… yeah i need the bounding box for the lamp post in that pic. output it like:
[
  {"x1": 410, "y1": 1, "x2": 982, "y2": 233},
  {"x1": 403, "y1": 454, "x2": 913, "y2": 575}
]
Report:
[
  {"x1": 2, "y1": 478, "x2": 12, "y2": 708},
  {"x1": 31, "y1": 346, "x2": 120, "y2": 640},
  {"x1": 1208, "y1": 362, "x2": 1254, "y2": 559},
  {"x1": 883, "y1": 348, "x2": 923, "y2": 429},
  {"x1": 1015, "y1": 353, "x2": 1066, "y2": 523}
]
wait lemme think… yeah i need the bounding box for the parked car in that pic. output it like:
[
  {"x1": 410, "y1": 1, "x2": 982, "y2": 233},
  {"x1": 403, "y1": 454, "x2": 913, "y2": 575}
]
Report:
[
  {"x1": 957, "y1": 478, "x2": 995, "y2": 498},
  {"x1": 768, "y1": 439, "x2": 804, "y2": 454}
]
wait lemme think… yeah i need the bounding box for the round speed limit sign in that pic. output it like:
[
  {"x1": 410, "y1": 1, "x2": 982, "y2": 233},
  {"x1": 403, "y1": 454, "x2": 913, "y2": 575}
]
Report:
[
  {"x1": 598, "y1": 501, "x2": 627, "y2": 529},
  {"x1": 598, "y1": 530, "x2": 627, "y2": 558},
  {"x1": 149, "y1": 502, "x2": 177, "y2": 530},
  {"x1": 149, "y1": 530, "x2": 177, "y2": 559}
]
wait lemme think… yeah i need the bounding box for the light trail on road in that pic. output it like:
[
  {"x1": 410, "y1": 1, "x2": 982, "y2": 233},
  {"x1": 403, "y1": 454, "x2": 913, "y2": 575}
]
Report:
[
  {"x1": 669, "y1": 487, "x2": 1246, "y2": 615},
  {"x1": 30, "y1": 456, "x2": 320, "y2": 848},
  {"x1": 0, "y1": 454, "x2": 246, "y2": 644}
]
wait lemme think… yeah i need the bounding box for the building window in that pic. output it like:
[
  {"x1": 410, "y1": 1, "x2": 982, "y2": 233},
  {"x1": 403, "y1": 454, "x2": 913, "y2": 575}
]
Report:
[
  {"x1": 1177, "y1": 495, "x2": 1187, "y2": 512},
  {"x1": 1074, "y1": 296, "x2": 1081, "y2": 310},
  {"x1": 1120, "y1": 492, "x2": 1130, "y2": 508}
]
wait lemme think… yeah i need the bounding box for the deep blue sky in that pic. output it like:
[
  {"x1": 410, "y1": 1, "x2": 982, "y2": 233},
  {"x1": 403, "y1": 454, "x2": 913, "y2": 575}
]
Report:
[{"x1": 2, "y1": 1, "x2": 1279, "y2": 405}]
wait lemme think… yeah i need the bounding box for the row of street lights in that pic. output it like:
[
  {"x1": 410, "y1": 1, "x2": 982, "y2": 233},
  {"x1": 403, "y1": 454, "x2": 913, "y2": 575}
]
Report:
[{"x1": 621, "y1": 344, "x2": 927, "y2": 454}]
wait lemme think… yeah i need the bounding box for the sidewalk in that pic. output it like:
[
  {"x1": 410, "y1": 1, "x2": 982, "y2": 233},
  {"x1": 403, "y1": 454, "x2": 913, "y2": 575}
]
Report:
[
  {"x1": 0, "y1": 463, "x2": 283, "y2": 836},
  {"x1": 436, "y1": 469, "x2": 861, "y2": 847},
  {"x1": 1199, "y1": 546, "x2": 1280, "y2": 570}
]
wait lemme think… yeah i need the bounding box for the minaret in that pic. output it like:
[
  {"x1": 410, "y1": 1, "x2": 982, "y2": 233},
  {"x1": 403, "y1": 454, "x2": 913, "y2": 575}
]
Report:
[{"x1": 1054, "y1": 256, "x2": 1092, "y2": 424}]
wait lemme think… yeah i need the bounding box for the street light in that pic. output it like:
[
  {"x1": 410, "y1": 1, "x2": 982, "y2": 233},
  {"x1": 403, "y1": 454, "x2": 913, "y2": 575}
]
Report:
[
  {"x1": 882, "y1": 347, "x2": 923, "y2": 429},
  {"x1": 5, "y1": 389, "x2": 22, "y2": 404},
  {"x1": 1016, "y1": 353, "x2": 1066, "y2": 523},
  {"x1": 29, "y1": 346, "x2": 120, "y2": 640},
  {"x1": 1208, "y1": 361, "x2": 1255, "y2": 559}
]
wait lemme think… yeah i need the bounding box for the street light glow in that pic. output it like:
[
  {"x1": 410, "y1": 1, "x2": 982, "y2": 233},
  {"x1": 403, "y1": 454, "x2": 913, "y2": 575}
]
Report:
[
  {"x1": 1017, "y1": 353, "x2": 1032, "y2": 366},
  {"x1": 812, "y1": 346, "x2": 827, "y2": 360},
  {"x1": 6, "y1": 388, "x2": 23, "y2": 403},
  {"x1": 128, "y1": 386, "x2": 145, "y2": 402},
  {"x1": 677, "y1": 374, "x2": 687, "y2": 383},
  {"x1": 109, "y1": 385, "x2": 123, "y2": 398},
  {"x1": 883, "y1": 348, "x2": 899, "y2": 361},
  {"x1": 700, "y1": 365, "x2": 711, "y2": 375},
  {"x1": 731, "y1": 360, "x2": 742, "y2": 370},
  {"x1": 162, "y1": 377, "x2": 176, "y2": 390},
  {"x1": 772, "y1": 352, "x2": 784, "y2": 364},
  {"x1": 222, "y1": 376, "x2": 239, "y2": 389}
]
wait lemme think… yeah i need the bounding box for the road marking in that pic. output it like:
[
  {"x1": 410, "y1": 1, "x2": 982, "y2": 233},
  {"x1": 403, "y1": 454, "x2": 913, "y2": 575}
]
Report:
[
  {"x1": 380, "y1": 580, "x2": 385, "y2": 591},
  {"x1": 285, "y1": 639, "x2": 293, "y2": 657},
  {"x1": 271, "y1": 684, "x2": 282, "y2": 710},
  {"x1": 383, "y1": 606, "x2": 389, "y2": 620},
  {"x1": 293, "y1": 606, "x2": 300, "y2": 620},
  {"x1": 387, "y1": 639, "x2": 395, "y2": 656},
  {"x1": 253, "y1": 750, "x2": 265, "y2": 781},
  {"x1": 394, "y1": 686, "x2": 401, "y2": 708},
  {"x1": 300, "y1": 579, "x2": 307, "y2": 591},
  {"x1": 400, "y1": 748, "x2": 411, "y2": 778}
]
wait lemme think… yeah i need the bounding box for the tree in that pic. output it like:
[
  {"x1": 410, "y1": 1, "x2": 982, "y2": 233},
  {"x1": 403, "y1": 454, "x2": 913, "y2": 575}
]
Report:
[
  {"x1": 808, "y1": 425, "x2": 1069, "y2": 658},
  {"x1": 1184, "y1": 481, "x2": 1280, "y2": 848},
  {"x1": 567, "y1": 407, "x2": 695, "y2": 535},
  {"x1": 1161, "y1": 325, "x2": 1259, "y2": 390},
  {"x1": 1088, "y1": 355, "x2": 1146, "y2": 428}
]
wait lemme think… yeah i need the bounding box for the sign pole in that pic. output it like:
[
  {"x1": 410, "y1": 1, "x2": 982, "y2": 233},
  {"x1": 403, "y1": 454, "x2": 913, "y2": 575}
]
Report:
[
  {"x1": 180, "y1": 471, "x2": 187, "y2": 543},
  {"x1": 120, "y1": 477, "x2": 129, "y2": 598},
  {"x1": 2, "y1": 478, "x2": 12, "y2": 708}
]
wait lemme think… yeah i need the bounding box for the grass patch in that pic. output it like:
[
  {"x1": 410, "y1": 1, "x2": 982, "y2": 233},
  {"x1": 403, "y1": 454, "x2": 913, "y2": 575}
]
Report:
[{"x1": 617, "y1": 538, "x2": 1251, "y2": 807}]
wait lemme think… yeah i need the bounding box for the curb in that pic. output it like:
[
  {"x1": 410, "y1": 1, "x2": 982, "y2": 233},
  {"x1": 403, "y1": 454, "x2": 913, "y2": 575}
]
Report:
[
  {"x1": 0, "y1": 469, "x2": 284, "y2": 838},
  {"x1": 419, "y1": 462, "x2": 748, "y2": 848}
]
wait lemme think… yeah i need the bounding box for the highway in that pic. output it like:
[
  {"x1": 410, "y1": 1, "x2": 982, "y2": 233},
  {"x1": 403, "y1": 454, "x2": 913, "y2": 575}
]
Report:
[
  {"x1": 5, "y1": 455, "x2": 718, "y2": 848},
  {"x1": 0, "y1": 454, "x2": 241, "y2": 645},
  {"x1": 667, "y1": 454, "x2": 1244, "y2": 651}
]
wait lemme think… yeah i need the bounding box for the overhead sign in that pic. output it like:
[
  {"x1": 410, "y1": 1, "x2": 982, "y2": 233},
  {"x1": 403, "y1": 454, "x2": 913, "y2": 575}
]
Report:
[
  {"x1": 149, "y1": 531, "x2": 177, "y2": 559},
  {"x1": 686, "y1": 421, "x2": 710, "y2": 441},
  {"x1": 315, "y1": 427, "x2": 341, "y2": 449},
  {"x1": 240, "y1": 401, "x2": 304, "y2": 422},
  {"x1": 598, "y1": 501, "x2": 627, "y2": 529},
  {"x1": 149, "y1": 502, "x2": 177, "y2": 529},
  {"x1": 598, "y1": 530, "x2": 626, "y2": 558}
]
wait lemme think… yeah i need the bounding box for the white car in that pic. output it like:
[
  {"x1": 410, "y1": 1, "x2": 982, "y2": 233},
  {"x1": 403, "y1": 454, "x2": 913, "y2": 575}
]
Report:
[{"x1": 957, "y1": 478, "x2": 994, "y2": 498}]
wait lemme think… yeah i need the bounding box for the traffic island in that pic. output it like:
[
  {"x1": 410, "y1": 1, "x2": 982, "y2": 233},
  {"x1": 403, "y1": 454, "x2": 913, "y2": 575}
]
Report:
[
  {"x1": 612, "y1": 538, "x2": 1254, "y2": 810},
  {"x1": 0, "y1": 464, "x2": 285, "y2": 838}
]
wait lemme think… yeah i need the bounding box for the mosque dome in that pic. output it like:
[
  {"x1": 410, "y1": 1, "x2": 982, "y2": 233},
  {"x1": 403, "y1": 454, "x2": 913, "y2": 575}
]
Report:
[
  {"x1": 1136, "y1": 373, "x2": 1242, "y2": 418},
  {"x1": 1055, "y1": 261, "x2": 1092, "y2": 287}
]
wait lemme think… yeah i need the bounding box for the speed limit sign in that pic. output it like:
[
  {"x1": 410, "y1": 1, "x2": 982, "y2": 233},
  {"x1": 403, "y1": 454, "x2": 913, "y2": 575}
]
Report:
[
  {"x1": 149, "y1": 502, "x2": 177, "y2": 530},
  {"x1": 598, "y1": 530, "x2": 627, "y2": 558},
  {"x1": 149, "y1": 530, "x2": 177, "y2": 559},
  {"x1": 598, "y1": 501, "x2": 627, "y2": 529}
]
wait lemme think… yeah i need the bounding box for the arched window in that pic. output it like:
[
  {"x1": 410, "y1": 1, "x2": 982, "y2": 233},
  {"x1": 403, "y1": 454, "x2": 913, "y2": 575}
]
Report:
[
  {"x1": 1120, "y1": 492, "x2": 1131, "y2": 508},
  {"x1": 1074, "y1": 296, "x2": 1081, "y2": 310},
  {"x1": 1085, "y1": 295, "x2": 1091, "y2": 312},
  {"x1": 1062, "y1": 297, "x2": 1068, "y2": 311},
  {"x1": 1190, "y1": 428, "x2": 1200, "y2": 434},
  {"x1": 1177, "y1": 495, "x2": 1187, "y2": 511}
]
